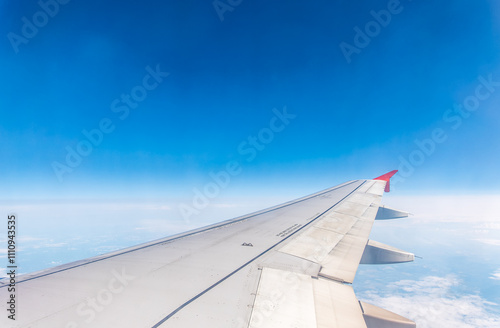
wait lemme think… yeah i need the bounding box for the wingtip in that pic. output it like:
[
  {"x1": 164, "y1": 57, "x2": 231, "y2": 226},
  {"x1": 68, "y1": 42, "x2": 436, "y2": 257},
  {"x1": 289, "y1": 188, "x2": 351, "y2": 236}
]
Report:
[
  {"x1": 373, "y1": 170, "x2": 398, "y2": 192},
  {"x1": 373, "y1": 170, "x2": 398, "y2": 182}
]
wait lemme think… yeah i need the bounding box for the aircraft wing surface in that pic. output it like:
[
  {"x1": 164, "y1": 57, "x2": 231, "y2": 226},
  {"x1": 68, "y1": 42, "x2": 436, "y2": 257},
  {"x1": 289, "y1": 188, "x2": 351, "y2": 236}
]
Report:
[{"x1": 0, "y1": 171, "x2": 416, "y2": 327}]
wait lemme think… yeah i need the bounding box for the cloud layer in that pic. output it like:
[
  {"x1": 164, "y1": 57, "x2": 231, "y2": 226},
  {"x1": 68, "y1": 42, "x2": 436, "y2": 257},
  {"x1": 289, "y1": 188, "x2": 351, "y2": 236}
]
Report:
[{"x1": 360, "y1": 275, "x2": 500, "y2": 328}]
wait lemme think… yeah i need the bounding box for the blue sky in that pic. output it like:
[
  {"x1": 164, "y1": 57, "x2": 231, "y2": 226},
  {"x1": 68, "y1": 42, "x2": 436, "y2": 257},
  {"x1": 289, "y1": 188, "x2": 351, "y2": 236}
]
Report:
[
  {"x1": 1, "y1": 1, "x2": 500, "y2": 326},
  {"x1": 1, "y1": 0, "x2": 499, "y2": 202}
]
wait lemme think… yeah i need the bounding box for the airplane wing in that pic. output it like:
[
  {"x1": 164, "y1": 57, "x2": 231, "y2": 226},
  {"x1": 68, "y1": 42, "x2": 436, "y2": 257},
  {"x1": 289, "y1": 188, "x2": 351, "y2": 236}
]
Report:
[{"x1": 0, "y1": 171, "x2": 416, "y2": 328}]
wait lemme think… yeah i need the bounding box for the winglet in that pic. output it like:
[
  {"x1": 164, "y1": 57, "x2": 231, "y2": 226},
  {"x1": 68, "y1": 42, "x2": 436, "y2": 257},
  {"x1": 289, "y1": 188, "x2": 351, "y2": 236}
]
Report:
[{"x1": 373, "y1": 170, "x2": 398, "y2": 192}]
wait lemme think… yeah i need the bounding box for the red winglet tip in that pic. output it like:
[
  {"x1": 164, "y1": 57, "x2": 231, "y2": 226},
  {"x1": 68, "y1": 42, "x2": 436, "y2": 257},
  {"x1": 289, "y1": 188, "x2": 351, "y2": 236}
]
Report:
[
  {"x1": 373, "y1": 170, "x2": 398, "y2": 192},
  {"x1": 374, "y1": 169, "x2": 398, "y2": 182}
]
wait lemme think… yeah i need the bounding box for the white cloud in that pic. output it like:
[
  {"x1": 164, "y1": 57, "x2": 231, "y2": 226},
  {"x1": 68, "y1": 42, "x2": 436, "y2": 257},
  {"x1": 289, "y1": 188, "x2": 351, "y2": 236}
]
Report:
[
  {"x1": 490, "y1": 270, "x2": 500, "y2": 281},
  {"x1": 475, "y1": 223, "x2": 500, "y2": 230},
  {"x1": 474, "y1": 239, "x2": 500, "y2": 246},
  {"x1": 41, "y1": 242, "x2": 67, "y2": 248},
  {"x1": 212, "y1": 203, "x2": 240, "y2": 208},
  {"x1": 18, "y1": 236, "x2": 45, "y2": 242},
  {"x1": 386, "y1": 195, "x2": 500, "y2": 223},
  {"x1": 360, "y1": 275, "x2": 500, "y2": 328}
]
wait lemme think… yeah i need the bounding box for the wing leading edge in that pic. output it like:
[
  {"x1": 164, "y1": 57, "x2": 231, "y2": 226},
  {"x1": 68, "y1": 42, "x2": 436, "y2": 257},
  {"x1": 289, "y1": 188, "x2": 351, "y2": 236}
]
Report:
[{"x1": 0, "y1": 171, "x2": 416, "y2": 328}]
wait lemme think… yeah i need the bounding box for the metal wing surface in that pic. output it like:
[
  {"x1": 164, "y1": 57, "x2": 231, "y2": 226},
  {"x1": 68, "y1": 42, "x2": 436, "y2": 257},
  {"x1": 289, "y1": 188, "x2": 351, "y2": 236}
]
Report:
[{"x1": 0, "y1": 171, "x2": 416, "y2": 328}]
